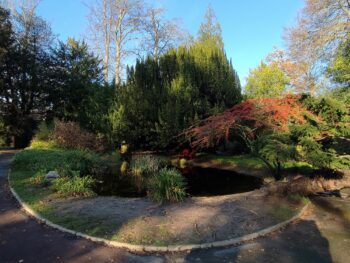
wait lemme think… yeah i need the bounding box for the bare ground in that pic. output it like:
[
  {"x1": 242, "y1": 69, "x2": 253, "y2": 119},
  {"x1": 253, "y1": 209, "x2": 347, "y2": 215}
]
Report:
[{"x1": 51, "y1": 191, "x2": 302, "y2": 245}]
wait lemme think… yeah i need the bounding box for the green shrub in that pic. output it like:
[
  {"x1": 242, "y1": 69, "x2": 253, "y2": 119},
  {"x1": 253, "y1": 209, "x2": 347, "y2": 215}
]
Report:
[
  {"x1": 29, "y1": 139, "x2": 59, "y2": 149},
  {"x1": 51, "y1": 176, "x2": 96, "y2": 197},
  {"x1": 34, "y1": 122, "x2": 53, "y2": 141},
  {"x1": 12, "y1": 149, "x2": 100, "y2": 177},
  {"x1": 331, "y1": 156, "x2": 350, "y2": 170},
  {"x1": 299, "y1": 138, "x2": 336, "y2": 169},
  {"x1": 147, "y1": 168, "x2": 187, "y2": 203},
  {"x1": 252, "y1": 133, "x2": 296, "y2": 180}
]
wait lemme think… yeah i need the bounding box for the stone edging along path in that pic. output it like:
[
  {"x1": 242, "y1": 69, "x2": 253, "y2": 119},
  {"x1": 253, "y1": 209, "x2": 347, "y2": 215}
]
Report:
[{"x1": 8, "y1": 171, "x2": 309, "y2": 253}]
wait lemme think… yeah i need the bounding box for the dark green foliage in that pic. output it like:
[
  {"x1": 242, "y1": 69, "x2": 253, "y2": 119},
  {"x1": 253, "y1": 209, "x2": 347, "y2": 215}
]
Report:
[
  {"x1": 0, "y1": 6, "x2": 53, "y2": 147},
  {"x1": 110, "y1": 41, "x2": 242, "y2": 149},
  {"x1": 50, "y1": 38, "x2": 113, "y2": 135},
  {"x1": 251, "y1": 133, "x2": 296, "y2": 180},
  {"x1": 286, "y1": 92, "x2": 350, "y2": 171},
  {"x1": 298, "y1": 138, "x2": 336, "y2": 169},
  {"x1": 300, "y1": 94, "x2": 347, "y2": 126},
  {"x1": 0, "y1": 6, "x2": 113, "y2": 147}
]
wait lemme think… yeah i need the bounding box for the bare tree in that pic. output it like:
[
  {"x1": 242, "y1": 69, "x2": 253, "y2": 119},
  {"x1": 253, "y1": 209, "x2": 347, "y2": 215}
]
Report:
[
  {"x1": 87, "y1": 0, "x2": 146, "y2": 85},
  {"x1": 284, "y1": 0, "x2": 350, "y2": 92},
  {"x1": 111, "y1": 0, "x2": 146, "y2": 85},
  {"x1": 140, "y1": 7, "x2": 185, "y2": 60},
  {"x1": 87, "y1": 0, "x2": 113, "y2": 82},
  {"x1": 265, "y1": 48, "x2": 315, "y2": 94}
]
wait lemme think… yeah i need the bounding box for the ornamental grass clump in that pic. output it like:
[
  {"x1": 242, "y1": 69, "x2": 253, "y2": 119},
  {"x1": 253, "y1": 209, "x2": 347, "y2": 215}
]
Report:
[
  {"x1": 130, "y1": 155, "x2": 162, "y2": 192},
  {"x1": 147, "y1": 168, "x2": 187, "y2": 203}
]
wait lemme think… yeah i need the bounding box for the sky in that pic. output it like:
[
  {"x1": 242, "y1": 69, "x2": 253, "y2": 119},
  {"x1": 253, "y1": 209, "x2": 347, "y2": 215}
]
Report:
[{"x1": 36, "y1": 0, "x2": 304, "y2": 84}]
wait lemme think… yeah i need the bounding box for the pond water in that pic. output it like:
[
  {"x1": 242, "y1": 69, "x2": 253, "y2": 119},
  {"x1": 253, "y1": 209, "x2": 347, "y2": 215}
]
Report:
[
  {"x1": 94, "y1": 165, "x2": 263, "y2": 197},
  {"x1": 180, "y1": 166, "x2": 263, "y2": 196}
]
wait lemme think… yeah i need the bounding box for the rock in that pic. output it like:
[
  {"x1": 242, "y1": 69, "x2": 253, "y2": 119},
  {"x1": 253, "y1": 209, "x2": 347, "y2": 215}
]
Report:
[
  {"x1": 45, "y1": 171, "x2": 59, "y2": 180},
  {"x1": 340, "y1": 188, "x2": 350, "y2": 199}
]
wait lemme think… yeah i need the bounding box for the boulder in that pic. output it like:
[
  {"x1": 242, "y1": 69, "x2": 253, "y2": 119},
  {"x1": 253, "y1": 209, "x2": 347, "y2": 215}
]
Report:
[{"x1": 45, "y1": 171, "x2": 60, "y2": 180}]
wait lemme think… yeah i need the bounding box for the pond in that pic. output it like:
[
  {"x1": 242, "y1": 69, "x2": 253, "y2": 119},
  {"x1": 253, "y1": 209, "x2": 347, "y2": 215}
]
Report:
[
  {"x1": 94, "y1": 165, "x2": 263, "y2": 198},
  {"x1": 180, "y1": 166, "x2": 263, "y2": 196}
]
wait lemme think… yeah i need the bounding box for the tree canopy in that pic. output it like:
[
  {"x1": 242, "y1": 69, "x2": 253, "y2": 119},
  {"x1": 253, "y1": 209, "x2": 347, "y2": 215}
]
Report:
[{"x1": 245, "y1": 62, "x2": 290, "y2": 98}]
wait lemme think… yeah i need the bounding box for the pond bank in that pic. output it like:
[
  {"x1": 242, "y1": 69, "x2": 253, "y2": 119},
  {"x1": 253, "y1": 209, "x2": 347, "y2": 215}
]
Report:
[{"x1": 18, "y1": 186, "x2": 305, "y2": 247}]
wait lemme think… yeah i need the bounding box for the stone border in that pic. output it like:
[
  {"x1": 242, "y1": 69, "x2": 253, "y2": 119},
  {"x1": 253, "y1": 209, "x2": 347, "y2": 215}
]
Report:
[{"x1": 8, "y1": 170, "x2": 309, "y2": 253}]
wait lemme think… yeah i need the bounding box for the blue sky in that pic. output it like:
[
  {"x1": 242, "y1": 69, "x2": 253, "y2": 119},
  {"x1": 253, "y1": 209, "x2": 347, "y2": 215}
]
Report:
[{"x1": 36, "y1": 0, "x2": 304, "y2": 84}]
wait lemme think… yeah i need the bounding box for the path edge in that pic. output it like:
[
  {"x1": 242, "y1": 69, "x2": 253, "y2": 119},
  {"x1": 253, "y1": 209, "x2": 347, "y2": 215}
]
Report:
[{"x1": 8, "y1": 169, "x2": 309, "y2": 253}]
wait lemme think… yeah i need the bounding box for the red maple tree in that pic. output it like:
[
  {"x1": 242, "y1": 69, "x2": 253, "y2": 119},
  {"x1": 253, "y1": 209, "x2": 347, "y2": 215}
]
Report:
[{"x1": 184, "y1": 95, "x2": 315, "y2": 148}]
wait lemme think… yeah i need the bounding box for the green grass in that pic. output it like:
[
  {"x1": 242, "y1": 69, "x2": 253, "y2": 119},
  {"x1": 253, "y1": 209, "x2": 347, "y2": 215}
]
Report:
[
  {"x1": 8, "y1": 148, "x2": 118, "y2": 237},
  {"x1": 199, "y1": 154, "x2": 265, "y2": 168},
  {"x1": 197, "y1": 153, "x2": 315, "y2": 174},
  {"x1": 9, "y1": 168, "x2": 120, "y2": 239},
  {"x1": 270, "y1": 203, "x2": 296, "y2": 221},
  {"x1": 288, "y1": 194, "x2": 311, "y2": 205}
]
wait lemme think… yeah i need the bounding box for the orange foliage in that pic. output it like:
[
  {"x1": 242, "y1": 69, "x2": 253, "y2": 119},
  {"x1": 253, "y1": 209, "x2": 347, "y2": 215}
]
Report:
[{"x1": 185, "y1": 95, "x2": 314, "y2": 148}]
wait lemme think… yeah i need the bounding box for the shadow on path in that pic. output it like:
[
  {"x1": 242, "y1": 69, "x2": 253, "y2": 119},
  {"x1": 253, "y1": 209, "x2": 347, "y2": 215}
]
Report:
[{"x1": 181, "y1": 220, "x2": 332, "y2": 263}]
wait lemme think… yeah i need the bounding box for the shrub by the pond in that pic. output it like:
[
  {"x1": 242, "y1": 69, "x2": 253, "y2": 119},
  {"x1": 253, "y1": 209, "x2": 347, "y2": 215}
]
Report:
[
  {"x1": 130, "y1": 155, "x2": 161, "y2": 177},
  {"x1": 147, "y1": 168, "x2": 187, "y2": 203},
  {"x1": 52, "y1": 121, "x2": 110, "y2": 153},
  {"x1": 130, "y1": 155, "x2": 162, "y2": 192},
  {"x1": 51, "y1": 176, "x2": 96, "y2": 197},
  {"x1": 11, "y1": 149, "x2": 100, "y2": 177}
]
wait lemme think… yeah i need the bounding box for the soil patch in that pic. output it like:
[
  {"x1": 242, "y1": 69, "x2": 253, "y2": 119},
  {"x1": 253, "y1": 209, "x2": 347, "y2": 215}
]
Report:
[{"x1": 51, "y1": 191, "x2": 303, "y2": 246}]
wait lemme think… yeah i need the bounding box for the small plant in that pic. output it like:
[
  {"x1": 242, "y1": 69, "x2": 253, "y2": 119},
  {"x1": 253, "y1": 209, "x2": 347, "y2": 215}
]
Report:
[
  {"x1": 28, "y1": 170, "x2": 46, "y2": 186},
  {"x1": 130, "y1": 155, "x2": 161, "y2": 177},
  {"x1": 51, "y1": 176, "x2": 96, "y2": 197},
  {"x1": 288, "y1": 194, "x2": 310, "y2": 205},
  {"x1": 147, "y1": 168, "x2": 187, "y2": 203},
  {"x1": 130, "y1": 155, "x2": 162, "y2": 192}
]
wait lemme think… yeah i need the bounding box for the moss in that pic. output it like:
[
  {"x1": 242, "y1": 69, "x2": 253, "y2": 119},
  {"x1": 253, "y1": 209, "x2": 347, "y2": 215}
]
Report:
[{"x1": 270, "y1": 203, "x2": 296, "y2": 221}]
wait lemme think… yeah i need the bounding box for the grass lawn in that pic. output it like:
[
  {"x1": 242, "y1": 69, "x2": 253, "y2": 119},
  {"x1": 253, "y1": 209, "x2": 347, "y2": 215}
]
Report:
[
  {"x1": 9, "y1": 169, "x2": 121, "y2": 239},
  {"x1": 194, "y1": 153, "x2": 314, "y2": 174}
]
